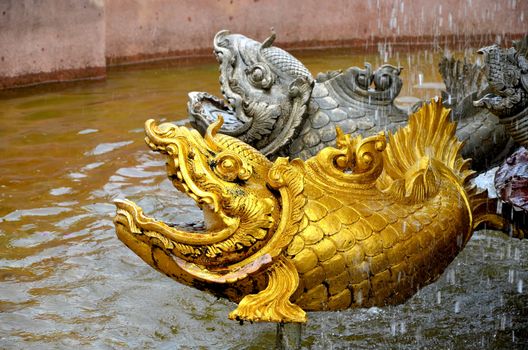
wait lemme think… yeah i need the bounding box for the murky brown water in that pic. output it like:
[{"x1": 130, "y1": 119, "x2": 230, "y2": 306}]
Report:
[{"x1": 1, "y1": 49, "x2": 527, "y2": 349}]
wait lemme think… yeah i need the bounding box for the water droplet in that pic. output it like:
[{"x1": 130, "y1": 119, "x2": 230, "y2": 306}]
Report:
[
  {"x1": 391, "y1": 321, "x2": 397, "y2": 336},
  {"x1": 514, "y1": 247, "x2": 520, "y2": 261},
  {"x1": 447, "y1": 269, "x2": 456, "y2": 285},
  {"x1": 400, "y1": 321, "x2": 406, "y2": 334},
  {"x1": 418, "y1": 73, "x2": 424, "y2": 86},
  {"x1": 500, "y1": 315, "x2": 506, "y2": 330}
]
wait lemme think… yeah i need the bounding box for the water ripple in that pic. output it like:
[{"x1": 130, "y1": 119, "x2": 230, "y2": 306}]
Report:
[
  {"x1": 2, "y1": 207, "x2": 72, "y2": 222},
  {"x1": 85, "y1": 141, "x2": 133, "y2": 156}
]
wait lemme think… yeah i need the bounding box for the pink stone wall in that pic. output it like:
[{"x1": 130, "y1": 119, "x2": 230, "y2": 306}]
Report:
[
  {"x1": 105, "y1": 0, "x2": 528, "y2": 64},
  {"x1": 1, "y1": 0, "x2": 527, "y2": 89},
  {"x1": 0, "y1": 0, "x2": 106, "y2": 89}
]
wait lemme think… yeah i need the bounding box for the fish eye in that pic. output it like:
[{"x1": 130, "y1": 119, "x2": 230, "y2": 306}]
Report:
[
  {"x1": 251, "y1": 68, "x2": 264, "y2": 81},
  {"x1": 246, "y1": 64, "x2": 274, "y2": 89}
]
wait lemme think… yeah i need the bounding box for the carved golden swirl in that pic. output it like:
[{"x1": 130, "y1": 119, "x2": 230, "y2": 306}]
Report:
[
  {"x1": 304, "y1": 127, "x2": 386, "y2": 189},
  {"x1": 213, "y1": 151, "x2": 253, "y2": 182}
]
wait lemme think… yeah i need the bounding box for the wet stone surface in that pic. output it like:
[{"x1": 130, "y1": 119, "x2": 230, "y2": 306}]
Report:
[
  {"x1": 302, "y1": 130, "x2": 321, "y2": 148},
  {"x1": 315, "y1": 96, "x2": 339, "y2": 110},
  {"x1": 329, "y1": 108, "x2": 348, "y2": 122}
]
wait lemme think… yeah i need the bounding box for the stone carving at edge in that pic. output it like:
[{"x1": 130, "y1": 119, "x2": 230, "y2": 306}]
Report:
[
  {"x1": 188, "y1": 30, "x2": 408, "y2": 161},
  {"x1": 474, "y1": 34, "x2": 528, "y2": 147},
  {"x1": 440, "y1": 34, "x2": 528, "y2": 219},
  {"x1": 439, "y1": 56, "x2": 511, "y2": 170},
  {"x1": 495, "y1": 147, "x2": 528, "y2": 226},
  {"x1": 440, "y1": 35, "x2": 528, "y2": 164},
  {"x1": 114, "y1": 100, "x2": 518, "y2": 324}
]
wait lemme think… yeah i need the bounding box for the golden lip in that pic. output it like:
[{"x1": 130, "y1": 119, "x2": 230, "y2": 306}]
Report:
[{"x1": 114, "y1": 199, "x2": 240, "y2": 246}]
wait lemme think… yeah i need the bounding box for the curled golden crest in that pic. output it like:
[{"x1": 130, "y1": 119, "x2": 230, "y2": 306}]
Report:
[
  {"x1": 204, "y1": 115, "x2": 224, "y2": 152},
  {"x1": 305, "y1": 127, "x2": 387, "y2": 186},
  {"x1": 334, "y1": 127, "x2": 386, "y2": 173}
]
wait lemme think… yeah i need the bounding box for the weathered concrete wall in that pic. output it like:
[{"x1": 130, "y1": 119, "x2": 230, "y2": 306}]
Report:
[
  {"x1": 0, "y1": 0, "x2": 105, "y2": 89},
  {"x1": 1, "y1": 0, "x2": 527, "y2": 89},
  {"x1": 105, "y1": 0, "x2": 528, "y2": 64}
]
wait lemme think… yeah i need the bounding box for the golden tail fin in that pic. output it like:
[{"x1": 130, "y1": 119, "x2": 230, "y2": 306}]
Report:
[{"x1": 378, "y1": 97, "x2": 509, "y2": 236}]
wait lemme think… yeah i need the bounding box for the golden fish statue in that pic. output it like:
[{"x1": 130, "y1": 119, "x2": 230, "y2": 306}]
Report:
[{"x1": 114, "y1": 99, "x2": 506, "y2": 323}]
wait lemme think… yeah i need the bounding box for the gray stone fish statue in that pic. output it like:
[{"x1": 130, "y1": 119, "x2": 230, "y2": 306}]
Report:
[
  {"x1": 188, "y1": 30, "x2": 512, "y2": 168},
  {"x1": 188, "y1": 30, "x2": 407, "y2": 160},
  {"x1": 439, "y1": 34, "x2": 528, "y2": 169}
]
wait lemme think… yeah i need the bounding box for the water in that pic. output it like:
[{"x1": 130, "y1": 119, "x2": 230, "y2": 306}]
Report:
[{"x1": 0, "y1": 50, "x2": 527, "y2": 349}]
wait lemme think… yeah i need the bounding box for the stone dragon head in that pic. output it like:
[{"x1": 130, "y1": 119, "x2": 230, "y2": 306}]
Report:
[{"x1": 188, "y1": 30, "x2": 313, "y2": 157}]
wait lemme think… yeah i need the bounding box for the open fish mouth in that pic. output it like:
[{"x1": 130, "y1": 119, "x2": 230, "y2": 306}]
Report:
[
  {"x1": 187, "y1": 30, "x2": 253, "y2": 138},
  {"x1": 113, "y1": 197, "x2": 272, "y2": 293},
  {"x1": 188, "y1": 91, "x2": 249, "y2": 137},
  {"x1": 114, "y1": 197, "x2": 239, "y2": 261},
  {"x1": 114, "y1": 119, "x2": 244, "y2": 266}
]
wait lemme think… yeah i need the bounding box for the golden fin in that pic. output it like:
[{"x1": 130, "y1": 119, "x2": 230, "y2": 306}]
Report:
[
  {"x1": 382, "y1": 156, "x2": 439, "y2": 202},
  {"x1": 378, "y1": 98, "x2": 472, "y2": 201},
  {"x1": 229, "y1": 257, "x2": 306, "y2": 323}
]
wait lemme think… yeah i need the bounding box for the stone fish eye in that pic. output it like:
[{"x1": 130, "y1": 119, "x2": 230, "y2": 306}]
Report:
[
  {"x1": 246, "y1": 64, "x2": 273, "y2": 89},
  {"x1": 251, "y1": 67, "x2": 264, "y2": 81},
  {"x1": 375, "y1": 73, "x2": 392, "y2": 90}
]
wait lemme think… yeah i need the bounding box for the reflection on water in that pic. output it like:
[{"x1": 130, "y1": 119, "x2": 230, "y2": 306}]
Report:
[{"x1": 0, "y1": 50, "x2": 526, "y2": 349}]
